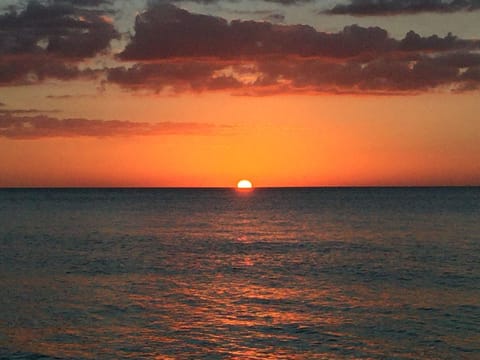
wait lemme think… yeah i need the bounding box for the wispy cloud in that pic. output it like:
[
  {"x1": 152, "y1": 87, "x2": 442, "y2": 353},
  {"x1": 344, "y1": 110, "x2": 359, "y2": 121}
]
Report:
[
  {"x1": 45, "y1": 94, "x2": 95, "y2": 99},
  {"x1": 168, "y1": 0, "x2": 314, "y2": 5},
  {"x1": 0, "y1": 113, "x2": 221, "y2": 139},
  {"x1": 323, "y1": 0, "x2": 480, "y2": 16},
  {"x1": 0, "y1": 108, "x2": 61, "y2": 114}
]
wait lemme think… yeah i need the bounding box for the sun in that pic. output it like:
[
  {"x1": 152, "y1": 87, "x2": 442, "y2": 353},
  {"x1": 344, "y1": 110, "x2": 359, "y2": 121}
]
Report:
[{"x1": 237, "y1": 179, "x2": 253, "y2": 189}]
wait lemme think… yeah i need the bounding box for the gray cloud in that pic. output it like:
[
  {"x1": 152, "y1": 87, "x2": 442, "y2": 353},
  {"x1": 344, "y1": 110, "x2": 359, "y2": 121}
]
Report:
[{"x1": 324, "y1": 0, "x2": 480, "y2": 16}]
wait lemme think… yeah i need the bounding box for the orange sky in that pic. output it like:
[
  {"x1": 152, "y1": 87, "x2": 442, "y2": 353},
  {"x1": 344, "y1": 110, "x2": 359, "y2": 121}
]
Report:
[
  {"x1": 1, "y1": 90, "x2": 479, "y2": 187},
  {"x1": 1, "y1": 1, "x2": 480, "y2": 187}
]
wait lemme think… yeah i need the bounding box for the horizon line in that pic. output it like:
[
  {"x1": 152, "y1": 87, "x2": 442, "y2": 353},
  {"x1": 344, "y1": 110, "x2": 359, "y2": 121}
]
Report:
[{"x1": 1, "y1": 185, "x2": 479, "y2": 190}]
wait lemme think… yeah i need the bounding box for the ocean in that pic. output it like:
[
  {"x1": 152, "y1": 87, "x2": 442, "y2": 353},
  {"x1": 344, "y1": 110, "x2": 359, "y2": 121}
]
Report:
[{"x1": 0, "y1": 188, "x2": 479, "y2": 359}]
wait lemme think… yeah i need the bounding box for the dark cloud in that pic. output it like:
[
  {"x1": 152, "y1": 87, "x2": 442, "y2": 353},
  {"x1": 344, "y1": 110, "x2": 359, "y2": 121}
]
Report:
[
  {"x1": 119, "y1": 3, "x2": 397, "y2": 60},
  {"x1": 399, "y1": 30, "x2": 477, "y2": 51},
  {"x1": 0, "y1": 113, "x2": 218, "y2": 139},
  {"x1": 263, "y1": 53, "x2": 480, "y2": 93},
  {"x1": 107, "y1": 51, "x2": 480, "y2": 95},
  {"x1": 107, "y1": 62, "x2": 243, "y2": 93},
  {"x1": 119, "y1": 3, "x2": 478, "y2": 61},
  {"x1": 0, "y1": 0, "x2": 118, "y2": 59},
  {"x1": 0, "y1": 56, "x2": 96, "y2": 86},
  {"x1": 324, "y1": 0, "x2": 480, "y2": 16},
  {"x1": 109, "y1": 2, "x2": 480, "y2": 95},
  {"x1": 0, "y1": 0, "x2": 118, "y2": 86},
  {"x1": 242, "y1": 56, "x2": 469, "y2": 94},
  {"x1": 3, "y1": 1, "x2": 479, "y2": 96},
  {"x1": 462, "y1": 65, "x2": 480, "y2": 81}
]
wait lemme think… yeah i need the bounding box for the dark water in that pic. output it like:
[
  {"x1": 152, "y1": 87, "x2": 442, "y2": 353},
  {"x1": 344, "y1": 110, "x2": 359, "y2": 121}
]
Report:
[{"x1": 0, "y1": 188, "x2": 479, "y2": 359}]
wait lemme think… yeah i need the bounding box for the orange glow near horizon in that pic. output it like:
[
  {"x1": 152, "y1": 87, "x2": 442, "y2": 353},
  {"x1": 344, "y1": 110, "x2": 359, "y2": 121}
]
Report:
[{"x1": 1, "y1": 92, "x2": 479, "y2": 187}]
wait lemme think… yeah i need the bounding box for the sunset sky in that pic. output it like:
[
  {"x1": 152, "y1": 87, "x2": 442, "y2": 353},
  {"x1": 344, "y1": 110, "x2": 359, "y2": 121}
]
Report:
[{"x1": 1, "y1": 0, "x2": 479, "y2": 187}]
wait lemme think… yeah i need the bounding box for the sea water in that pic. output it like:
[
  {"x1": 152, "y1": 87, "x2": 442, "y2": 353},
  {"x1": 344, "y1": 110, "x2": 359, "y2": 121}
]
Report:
[{"x1": 0, "y1": 188, "x2": 479, "y2": 359}]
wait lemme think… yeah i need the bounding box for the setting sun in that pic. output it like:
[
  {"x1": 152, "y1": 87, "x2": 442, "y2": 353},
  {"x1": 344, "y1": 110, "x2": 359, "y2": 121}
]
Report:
[{"x1": 237, "y1": 179, "x2": 253, "y2": 189}]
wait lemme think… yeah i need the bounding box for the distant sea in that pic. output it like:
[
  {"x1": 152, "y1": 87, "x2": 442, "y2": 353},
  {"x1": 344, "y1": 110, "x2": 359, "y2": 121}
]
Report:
[{"x1": 0, "y1": 188, "x2": 479, "y2": 359}]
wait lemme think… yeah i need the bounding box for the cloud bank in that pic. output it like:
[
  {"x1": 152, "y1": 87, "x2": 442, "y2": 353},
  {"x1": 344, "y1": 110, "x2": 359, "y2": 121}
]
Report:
[
  {"x1": 2, "y1": 1, "x2": 480, "y2": 95},
  {"x1": 108, "y1": 3, "x2": 480, "y2": 95}
]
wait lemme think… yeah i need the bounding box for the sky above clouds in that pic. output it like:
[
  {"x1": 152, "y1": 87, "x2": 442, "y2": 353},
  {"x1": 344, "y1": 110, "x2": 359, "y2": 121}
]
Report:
[{"x1": 1, "y1": 0, "x2": 479, "y2": 186}]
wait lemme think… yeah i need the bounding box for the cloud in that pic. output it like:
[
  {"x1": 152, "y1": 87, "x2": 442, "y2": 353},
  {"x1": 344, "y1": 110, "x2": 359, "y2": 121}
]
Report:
[
  {"x1": 119, "y1": 3, "x2": 396, "y2": 60},
  {"x1": 3, "y1": 1, "x2": 479, "y2": 96},
  {"x1": 232, "y1": 57, "x2": 463, "y2": 95},
  {"x1": 0, "y1": 55, "x2": 96, "y2": 86},
  {"x1": 68, "y1": 0, "x2": 113, "y2": 6},
  {"x1": 226, "y1": 9, "x2": 286, "y2": 23},
  {"x1": 0, "y1": 0, "x2": 119, "y2": 59},
  {"x1": 104, "y1": 3, "x2": 480, "y2": 95},
  {"x1": 263, "y1": 13, "x2": 286, "y2": 23},
  {"x1": 261, "y1": 53, "x2": 480, "y2": 93},
  {"x1": 0, "y1": 0, "x2": 118, "y2": 86},
  {"x1": 107, "y1": 51, "x2": 480, "y2": 95},
  {"x1": 324, "y1": 0, "x2": 480, "y2": 16},
  {"x1": 119, "y1": 3, "x2": 478, "y2": 61},
  {"x1": 0, "y1": 108, "x2": 60, "y2": 114},
  {"x1": 107, "y1": 62, "x2": 243, "y2": 93},
  {"x1": 399, "y1": 30, "x2": 477, "y2": 52},
  {"x1": 0, "y1": 113, "x2": 219, "y2": 139},
  {"x1": 168, "y1": 0, "x2": 313, "y2": 4},
  {"x1": 258, "y1": 0, "x2": 314, "y2": 4},
  {"x1": 45, "y1": 94, "x2": 94, "y2": 99}
]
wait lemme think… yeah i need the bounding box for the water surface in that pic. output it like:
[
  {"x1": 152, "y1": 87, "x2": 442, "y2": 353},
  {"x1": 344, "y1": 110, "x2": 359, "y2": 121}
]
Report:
[{"x1": 0, "y1": 188, "x2": 479, "y2": 359}]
